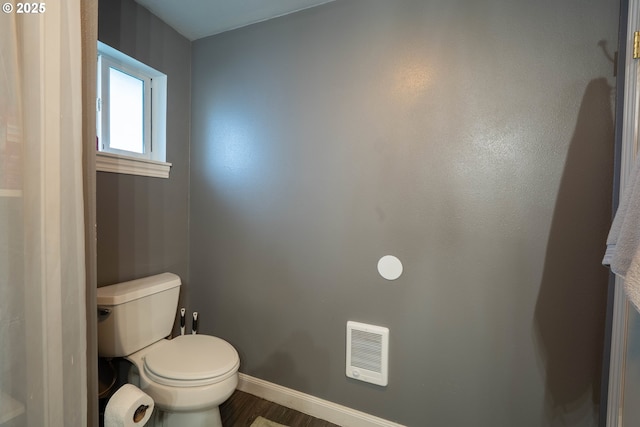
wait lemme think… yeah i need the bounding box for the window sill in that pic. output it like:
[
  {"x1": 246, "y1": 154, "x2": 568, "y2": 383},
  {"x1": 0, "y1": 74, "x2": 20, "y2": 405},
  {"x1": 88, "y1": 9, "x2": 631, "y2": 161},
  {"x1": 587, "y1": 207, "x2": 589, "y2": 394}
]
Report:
[{"x1": 96, "y1": 152, "x2": 172, "y2": 178}]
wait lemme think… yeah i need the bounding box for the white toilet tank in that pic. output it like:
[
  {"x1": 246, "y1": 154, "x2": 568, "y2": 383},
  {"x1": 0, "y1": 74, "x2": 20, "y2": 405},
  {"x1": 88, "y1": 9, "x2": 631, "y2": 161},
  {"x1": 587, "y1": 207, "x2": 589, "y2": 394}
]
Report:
[{"x1": 97, "y1": 273, "x2": 181, "y2": 358}]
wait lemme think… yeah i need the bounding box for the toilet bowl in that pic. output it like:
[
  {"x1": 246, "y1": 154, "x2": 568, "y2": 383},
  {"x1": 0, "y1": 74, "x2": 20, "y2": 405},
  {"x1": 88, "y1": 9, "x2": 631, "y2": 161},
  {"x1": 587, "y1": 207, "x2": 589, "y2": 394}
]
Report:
[
  {"x1": 97, "y1": 273, "x2": 239, "y2": 427},
  {"x1": 128, "y1": 335, "x2": 239, "y2": 422}
]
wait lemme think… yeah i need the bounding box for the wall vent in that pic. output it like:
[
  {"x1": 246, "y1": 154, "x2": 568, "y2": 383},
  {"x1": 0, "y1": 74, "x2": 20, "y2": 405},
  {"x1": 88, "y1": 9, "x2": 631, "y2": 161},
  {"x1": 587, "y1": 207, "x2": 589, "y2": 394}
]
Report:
[{"x1": 346, "y1": 321, "x2": 389, "y2": 386}]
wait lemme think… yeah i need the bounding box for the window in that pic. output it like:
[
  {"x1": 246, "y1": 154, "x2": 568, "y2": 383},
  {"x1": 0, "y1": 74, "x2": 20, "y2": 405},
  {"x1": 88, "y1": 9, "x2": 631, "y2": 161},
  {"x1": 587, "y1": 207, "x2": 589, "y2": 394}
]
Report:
[
  {"x1": 96, "y1": 42, "x2": 170, "y2": 178},
  {"x1": 105, "y1": 66, "x2": 147, "y2": 154}
]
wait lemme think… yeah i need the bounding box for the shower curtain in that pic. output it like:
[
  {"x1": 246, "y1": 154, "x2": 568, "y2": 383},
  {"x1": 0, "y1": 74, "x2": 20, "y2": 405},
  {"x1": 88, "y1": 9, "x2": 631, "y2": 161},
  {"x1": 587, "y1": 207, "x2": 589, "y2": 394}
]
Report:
[{"x1": 0, "y1": 1, "x2": 87, "y2": 426}]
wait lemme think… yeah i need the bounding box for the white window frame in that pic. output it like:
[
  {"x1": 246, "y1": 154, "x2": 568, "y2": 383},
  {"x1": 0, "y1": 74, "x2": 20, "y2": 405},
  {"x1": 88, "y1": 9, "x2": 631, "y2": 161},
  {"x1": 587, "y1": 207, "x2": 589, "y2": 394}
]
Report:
[
  {"x1": 96, "y1": 42, "x2": 171, "y2": 178},
  {"x1": 98, "y1": 55, "x2": 151, "y2": 158}
]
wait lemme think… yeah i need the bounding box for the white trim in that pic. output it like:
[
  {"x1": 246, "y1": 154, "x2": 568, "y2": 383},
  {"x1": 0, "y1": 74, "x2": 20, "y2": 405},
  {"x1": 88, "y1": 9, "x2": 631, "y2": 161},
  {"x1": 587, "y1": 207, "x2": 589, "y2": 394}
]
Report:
[
  {"x1": 96, "y1": 152, "x2": 172, "y2": 178},
  {"x1": 237, "y1": 373, "x2": 406, "y2": 427},
  {"x1": 97, "y1": 42, "x2": 163, "y2": 77},
  {"x1": 608, "y1": 1, "x2": 640, "y2": 426}
]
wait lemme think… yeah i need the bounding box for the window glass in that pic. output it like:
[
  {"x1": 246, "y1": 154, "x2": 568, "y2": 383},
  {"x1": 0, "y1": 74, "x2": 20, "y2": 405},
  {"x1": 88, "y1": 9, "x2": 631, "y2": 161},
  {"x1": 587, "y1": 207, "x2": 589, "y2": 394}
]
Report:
[{"x1": 108, "y1": 67, "x2": 144, "y2": 154}]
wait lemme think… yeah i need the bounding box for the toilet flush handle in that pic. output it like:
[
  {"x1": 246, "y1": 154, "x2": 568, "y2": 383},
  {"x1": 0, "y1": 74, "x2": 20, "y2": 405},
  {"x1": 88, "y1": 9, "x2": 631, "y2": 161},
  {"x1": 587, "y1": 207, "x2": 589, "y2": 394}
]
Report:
[{"x1": 97, "y1": 307, "x2": 111, "y2": 322}]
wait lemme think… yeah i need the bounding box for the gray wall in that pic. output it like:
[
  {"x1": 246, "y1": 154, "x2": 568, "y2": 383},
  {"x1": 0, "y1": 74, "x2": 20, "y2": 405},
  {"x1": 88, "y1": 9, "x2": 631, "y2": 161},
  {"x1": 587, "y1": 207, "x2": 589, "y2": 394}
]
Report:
[
  {"x1": 97, "y1": 0, "x2": 191, "y2": 317},
  {"x1": 190, "y1": 1, "x2": 618, "y2": 426}
]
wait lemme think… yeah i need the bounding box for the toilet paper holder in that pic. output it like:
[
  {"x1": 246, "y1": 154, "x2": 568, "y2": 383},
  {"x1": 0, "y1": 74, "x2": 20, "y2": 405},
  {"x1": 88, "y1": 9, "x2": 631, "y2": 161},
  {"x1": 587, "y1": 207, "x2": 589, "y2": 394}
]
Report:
[{"x1": 133, "y1": 405, "x2": 149, "y2": 423}]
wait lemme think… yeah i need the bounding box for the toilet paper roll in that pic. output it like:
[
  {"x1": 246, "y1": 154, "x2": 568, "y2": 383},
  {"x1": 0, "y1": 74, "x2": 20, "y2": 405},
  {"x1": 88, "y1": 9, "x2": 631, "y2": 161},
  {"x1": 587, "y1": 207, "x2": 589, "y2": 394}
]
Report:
[{"x1": 104, "y1": 384, "x2": 154, "y2": 427}]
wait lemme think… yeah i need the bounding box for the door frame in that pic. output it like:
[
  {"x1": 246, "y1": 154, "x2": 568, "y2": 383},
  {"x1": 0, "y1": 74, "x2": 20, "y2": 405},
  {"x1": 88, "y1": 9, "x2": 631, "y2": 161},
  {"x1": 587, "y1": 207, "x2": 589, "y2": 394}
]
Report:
[{"x1": 607, "y1": 0, "x2": 639, "y2": 425}]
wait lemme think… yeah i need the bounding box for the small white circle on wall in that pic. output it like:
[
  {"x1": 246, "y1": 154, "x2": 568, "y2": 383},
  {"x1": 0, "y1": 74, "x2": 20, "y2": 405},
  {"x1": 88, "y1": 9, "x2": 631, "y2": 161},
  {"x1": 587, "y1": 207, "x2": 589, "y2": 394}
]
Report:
[{"x1": 377, "y1": 255, "x2": 403, "y2": 280}]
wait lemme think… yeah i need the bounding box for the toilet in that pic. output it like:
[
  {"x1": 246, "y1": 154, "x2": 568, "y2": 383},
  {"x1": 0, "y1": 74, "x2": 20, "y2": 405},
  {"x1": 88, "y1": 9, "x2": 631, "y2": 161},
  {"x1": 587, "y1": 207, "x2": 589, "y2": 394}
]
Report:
[{"x1": 97, "y1": 273, "x2": 239, "y2": 427}]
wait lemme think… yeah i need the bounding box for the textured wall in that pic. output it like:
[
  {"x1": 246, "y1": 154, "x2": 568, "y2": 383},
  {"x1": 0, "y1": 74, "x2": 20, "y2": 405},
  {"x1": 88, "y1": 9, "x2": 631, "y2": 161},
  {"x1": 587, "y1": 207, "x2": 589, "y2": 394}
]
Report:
[
  {"x1": 96, "y1": 0, "x2": 191, "y2": 320},
  {"x1": 190, "y1": 1, "x2": 618, "y2": 425}
]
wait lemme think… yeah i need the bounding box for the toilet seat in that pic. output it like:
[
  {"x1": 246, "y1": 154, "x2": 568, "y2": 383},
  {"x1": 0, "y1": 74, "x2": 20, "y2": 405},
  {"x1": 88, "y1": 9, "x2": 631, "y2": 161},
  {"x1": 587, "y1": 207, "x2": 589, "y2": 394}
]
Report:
[{"x1": 143, "y1": 335, "x2": 240, "y2": 388}]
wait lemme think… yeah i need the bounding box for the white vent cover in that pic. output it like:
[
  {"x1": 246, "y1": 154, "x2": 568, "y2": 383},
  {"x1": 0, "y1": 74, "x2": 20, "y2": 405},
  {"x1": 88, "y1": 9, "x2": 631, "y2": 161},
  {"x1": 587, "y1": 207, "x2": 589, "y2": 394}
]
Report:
[{"x1": 346, "y1": 321, "x2": 389, "y2": 386}]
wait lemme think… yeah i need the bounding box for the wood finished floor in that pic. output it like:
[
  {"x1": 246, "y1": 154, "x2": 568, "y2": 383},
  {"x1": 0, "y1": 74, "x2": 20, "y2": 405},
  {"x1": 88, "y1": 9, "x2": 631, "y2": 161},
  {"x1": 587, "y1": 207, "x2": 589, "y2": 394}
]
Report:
[{"x1": 220, "y1": 390, "x2": 341, "y2": 427}]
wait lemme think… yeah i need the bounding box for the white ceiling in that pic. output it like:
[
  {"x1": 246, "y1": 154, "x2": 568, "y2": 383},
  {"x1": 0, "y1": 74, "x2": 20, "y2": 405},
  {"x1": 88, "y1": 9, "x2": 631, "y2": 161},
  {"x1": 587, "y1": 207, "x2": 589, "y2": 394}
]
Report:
[{"x1": 134, "y1": 0, "x2": 336, "y2": 41}]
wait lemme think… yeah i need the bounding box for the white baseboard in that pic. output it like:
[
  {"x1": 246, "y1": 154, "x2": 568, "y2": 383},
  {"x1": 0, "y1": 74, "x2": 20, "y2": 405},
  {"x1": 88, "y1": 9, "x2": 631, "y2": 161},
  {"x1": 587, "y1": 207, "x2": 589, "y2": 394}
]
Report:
[{"x1": 237, "y1": 373, "x2": 405, "y2": 427}]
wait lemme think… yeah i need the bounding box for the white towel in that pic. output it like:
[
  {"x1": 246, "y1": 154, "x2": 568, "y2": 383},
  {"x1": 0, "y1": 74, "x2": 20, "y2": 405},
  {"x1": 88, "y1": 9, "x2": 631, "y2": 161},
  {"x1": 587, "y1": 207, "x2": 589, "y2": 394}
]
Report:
[{"x1": 603, "y1": 156, "x2": 640, "y2": 311}]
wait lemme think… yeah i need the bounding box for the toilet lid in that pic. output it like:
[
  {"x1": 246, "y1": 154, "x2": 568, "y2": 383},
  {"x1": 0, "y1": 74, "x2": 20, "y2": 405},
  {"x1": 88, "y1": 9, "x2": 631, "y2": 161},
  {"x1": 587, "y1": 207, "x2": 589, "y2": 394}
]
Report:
[{"x1": 144, "y1": 335, "x2": 239, "y2": 387}]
